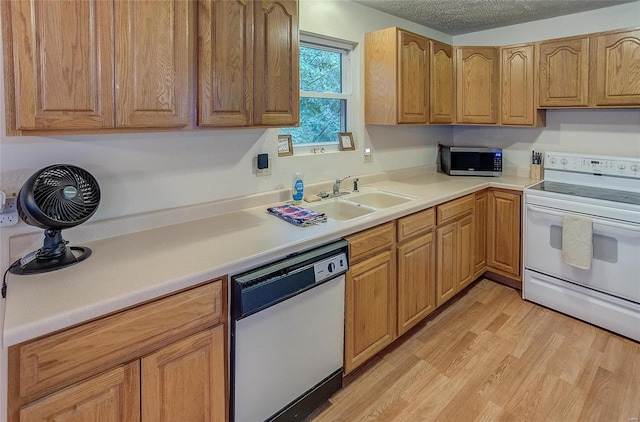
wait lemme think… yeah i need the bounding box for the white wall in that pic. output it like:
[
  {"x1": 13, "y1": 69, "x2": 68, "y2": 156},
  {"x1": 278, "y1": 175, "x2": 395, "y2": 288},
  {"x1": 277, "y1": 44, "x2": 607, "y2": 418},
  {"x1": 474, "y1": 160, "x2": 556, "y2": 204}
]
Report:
[
  {"x1": 0, "y1": 0, "x2": 452, "y2": 224},
  {"x1": 453, "y1": 2, "x2": 640, "y2": 165}
]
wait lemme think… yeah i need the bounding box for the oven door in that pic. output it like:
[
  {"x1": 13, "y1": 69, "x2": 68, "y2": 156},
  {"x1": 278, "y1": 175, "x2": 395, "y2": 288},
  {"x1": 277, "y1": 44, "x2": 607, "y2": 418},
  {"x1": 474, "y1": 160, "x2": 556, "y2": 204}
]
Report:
[{"x1": 525, "y1": 204, "x2": 640, "y2": 303}]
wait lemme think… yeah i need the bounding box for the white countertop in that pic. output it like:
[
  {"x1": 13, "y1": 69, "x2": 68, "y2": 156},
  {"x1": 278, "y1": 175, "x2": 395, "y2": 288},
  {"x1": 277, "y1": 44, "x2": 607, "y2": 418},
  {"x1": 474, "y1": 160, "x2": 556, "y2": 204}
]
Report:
[{"x1": 3, "y1": 171, "x2": 536, "y2": 347}]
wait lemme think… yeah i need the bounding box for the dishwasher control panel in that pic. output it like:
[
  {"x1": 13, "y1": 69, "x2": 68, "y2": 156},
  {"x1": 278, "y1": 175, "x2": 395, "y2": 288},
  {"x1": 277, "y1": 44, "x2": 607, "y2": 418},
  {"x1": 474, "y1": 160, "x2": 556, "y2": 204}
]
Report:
[{"x1": 314, "y1": 252, "x2": 348, "y2": 283}]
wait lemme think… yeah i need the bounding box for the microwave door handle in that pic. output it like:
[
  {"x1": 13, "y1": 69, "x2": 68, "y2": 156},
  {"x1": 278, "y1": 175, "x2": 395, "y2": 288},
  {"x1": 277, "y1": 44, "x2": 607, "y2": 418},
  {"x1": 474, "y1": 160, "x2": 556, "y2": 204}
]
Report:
[{"x1": 527, "y1": 204, "x2": 640, "y2": 233}]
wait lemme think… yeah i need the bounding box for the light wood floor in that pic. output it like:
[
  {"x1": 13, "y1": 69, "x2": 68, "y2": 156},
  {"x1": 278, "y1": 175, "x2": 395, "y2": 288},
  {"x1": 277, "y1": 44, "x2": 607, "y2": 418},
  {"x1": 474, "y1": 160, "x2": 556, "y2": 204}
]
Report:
[{"x1": 309, "y1": 279, "x2": 640, "y2": 422}]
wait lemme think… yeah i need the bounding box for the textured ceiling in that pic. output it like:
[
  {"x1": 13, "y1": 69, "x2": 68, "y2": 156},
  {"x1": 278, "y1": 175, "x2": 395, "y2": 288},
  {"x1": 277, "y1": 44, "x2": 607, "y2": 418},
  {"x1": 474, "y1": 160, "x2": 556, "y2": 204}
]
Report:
[{"x1": 353, "y1": 0, "x2": 639, "y2": 35}]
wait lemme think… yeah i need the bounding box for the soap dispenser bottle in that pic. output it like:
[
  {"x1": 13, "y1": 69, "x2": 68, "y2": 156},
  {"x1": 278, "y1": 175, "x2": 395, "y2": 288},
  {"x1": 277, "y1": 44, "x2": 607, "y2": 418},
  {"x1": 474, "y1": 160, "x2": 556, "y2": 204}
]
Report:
[{"x1": 292, "y1": 172, "x2": 304, "y2": 205}]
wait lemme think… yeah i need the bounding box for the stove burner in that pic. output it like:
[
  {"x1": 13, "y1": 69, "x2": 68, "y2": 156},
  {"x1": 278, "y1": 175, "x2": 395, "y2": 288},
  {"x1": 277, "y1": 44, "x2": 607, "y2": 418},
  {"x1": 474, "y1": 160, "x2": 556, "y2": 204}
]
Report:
[{"x1": 529, "y1": 181, "x2": 640, "y2": 206}]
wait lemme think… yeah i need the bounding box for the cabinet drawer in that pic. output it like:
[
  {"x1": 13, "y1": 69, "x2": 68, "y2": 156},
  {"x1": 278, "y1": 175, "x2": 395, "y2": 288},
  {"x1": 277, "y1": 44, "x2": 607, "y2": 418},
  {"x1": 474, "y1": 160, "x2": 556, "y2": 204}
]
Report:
[
  {"x1": 347, "y1": 222, "x2": 395, "y2": 262},
  {"x1": 437, "y1": 194, "x2": 474, "y2": 225},
  {"x1": 397, "y1": 208, "x2": 435, "y2": 242},
  {"x1": 14, "y1": 279, "x2": 224, "y2": 401}
]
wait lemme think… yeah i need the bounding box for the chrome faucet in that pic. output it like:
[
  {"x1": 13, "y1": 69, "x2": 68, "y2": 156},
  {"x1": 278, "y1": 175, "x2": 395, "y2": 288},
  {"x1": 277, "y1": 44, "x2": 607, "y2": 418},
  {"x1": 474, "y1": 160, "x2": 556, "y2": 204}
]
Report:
[{"x1": 333, "y1": 176, "x2": 351, "y2": 195}]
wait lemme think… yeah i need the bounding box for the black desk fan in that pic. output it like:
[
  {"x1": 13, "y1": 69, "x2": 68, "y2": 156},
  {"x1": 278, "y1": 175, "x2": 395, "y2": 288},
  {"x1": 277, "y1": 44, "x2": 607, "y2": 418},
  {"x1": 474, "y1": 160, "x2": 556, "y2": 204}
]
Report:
[{"x1": 9, "y1": 164, "x2": 101, "y2": 275}]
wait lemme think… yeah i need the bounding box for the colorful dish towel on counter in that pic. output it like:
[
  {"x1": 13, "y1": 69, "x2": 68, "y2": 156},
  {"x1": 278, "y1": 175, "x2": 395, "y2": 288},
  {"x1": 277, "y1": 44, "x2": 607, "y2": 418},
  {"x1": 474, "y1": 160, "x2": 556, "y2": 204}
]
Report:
[{"x1": 267, "y1": 204, "x2": 327, "y2": 227}]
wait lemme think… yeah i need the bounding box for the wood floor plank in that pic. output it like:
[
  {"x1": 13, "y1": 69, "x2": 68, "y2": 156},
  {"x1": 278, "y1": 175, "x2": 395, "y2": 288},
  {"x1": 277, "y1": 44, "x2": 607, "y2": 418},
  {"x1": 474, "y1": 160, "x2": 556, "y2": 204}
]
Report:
[
  {"x1": 309, "y1": 279, "x2": 640, "y2": 422},
  {"x1": 577, "y1": 366, "x2": 619, "y2": 421}
]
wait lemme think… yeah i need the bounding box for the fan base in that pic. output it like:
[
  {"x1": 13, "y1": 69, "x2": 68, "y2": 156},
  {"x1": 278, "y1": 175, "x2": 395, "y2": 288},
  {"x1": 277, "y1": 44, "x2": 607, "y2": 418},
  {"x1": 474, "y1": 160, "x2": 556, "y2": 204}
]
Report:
[{"x1": 9, "y1": 246, "x2": 92, "y2": 275}]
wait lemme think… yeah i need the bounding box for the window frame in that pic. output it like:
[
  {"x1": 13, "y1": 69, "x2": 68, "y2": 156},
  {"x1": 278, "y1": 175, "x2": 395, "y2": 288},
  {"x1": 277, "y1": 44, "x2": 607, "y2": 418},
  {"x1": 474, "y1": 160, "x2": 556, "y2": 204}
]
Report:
[{"x1": 289, "y1": 32, "x2": 355, "y2": 151}]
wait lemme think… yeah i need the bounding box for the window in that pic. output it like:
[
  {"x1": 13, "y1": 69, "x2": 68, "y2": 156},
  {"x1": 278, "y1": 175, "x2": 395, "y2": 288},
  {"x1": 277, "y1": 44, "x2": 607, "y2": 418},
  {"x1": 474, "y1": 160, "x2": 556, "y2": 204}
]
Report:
[{"x1": 280, "y1": 34, "x2": 354, "y2": 147}]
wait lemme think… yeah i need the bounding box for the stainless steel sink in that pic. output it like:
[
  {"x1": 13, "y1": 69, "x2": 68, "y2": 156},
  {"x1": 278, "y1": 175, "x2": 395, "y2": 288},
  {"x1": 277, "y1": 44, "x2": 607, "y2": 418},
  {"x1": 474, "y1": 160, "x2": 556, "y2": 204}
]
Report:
[
  {"x1": 306, "y1": 200, "x2": 375, "y2": 221},
  {"x1": 345, "y1": 190, "x2": 415, "y2": 209}
]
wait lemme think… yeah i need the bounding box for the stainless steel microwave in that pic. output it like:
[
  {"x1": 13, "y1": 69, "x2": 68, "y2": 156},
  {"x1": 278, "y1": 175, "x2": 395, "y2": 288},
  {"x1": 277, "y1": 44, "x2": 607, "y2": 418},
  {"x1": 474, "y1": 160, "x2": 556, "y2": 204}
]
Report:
[{"x1": 440, "y1": 146, "x2": 502, "y2": 176}]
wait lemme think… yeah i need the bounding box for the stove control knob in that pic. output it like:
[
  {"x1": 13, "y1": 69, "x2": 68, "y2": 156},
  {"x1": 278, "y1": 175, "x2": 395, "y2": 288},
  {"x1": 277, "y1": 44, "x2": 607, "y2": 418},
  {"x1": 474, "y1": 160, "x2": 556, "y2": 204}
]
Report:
[
  {"x1": 561, "y1": 158, "x2": 568, "y2": 165},
  {"x1": 631, "y1": 164, "x2": 640, "y2": 172},
  {"x1": 549, "y1": 157, "x2": 557, "y2": 164},
  {"x1": 618, "y1": 164, "x2": 627, "y2": 170}
]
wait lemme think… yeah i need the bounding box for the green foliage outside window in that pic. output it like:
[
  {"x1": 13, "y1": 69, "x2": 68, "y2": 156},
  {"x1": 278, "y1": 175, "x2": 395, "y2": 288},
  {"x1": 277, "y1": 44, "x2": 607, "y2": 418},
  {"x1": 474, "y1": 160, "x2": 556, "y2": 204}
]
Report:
[{"x1": 281, "y1": 45, "x2": 346, "y2": 145}]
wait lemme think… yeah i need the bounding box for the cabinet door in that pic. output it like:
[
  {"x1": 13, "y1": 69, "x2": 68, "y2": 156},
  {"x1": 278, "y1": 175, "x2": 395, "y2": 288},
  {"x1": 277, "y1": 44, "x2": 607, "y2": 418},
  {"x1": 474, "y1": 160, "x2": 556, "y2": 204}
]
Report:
[
  {"x1": 20, "y1": 362, "x2": 140, "y2": 422},
  {"x1": 501, "y1": 44, "x2": 535, "y2": 125},
  {"x1": 115, "y1": 0, "x2": 190, "y2": 128},
  {"x1": 397, "y1": 233, "x2": 436, "y2": 336},
  {"x1": 594, "y1": 29, "x2": 640, "y2": 106},
  {"x1": 345, "y1": 251, "x2": 396, "y2": 374},
  {"x1": 10, "y1": 0, "x2": 114, "y2": 130},
  {"x1": 538, "y1": 37, "x2": 589, "y2": 107},
  {"x1": 457, "y1": 214, "x2": 475, "y2": 290},
  {"x1": 430, "y1": 40, "x2": 455, "y2": 124},
  {"x1": 142, "y1": 326, "x2": 226, "y2": 422},
  {"x1": 436, "y1": 223, "x2": 457, "y2": 306},
  {"x1": 474, "y1": 191, "x2": 488, "y2": 277},
  {"x1": 456, "y1": 47, "x2": 499, "y2": 124},
  {"x1": 198, "y1": 0, "x2": 253, "y2": 126},
  {"x1": 253, "y1": 0, "x2": 299, "y2": 126},
  {"x1": 397, "y1": 30, "x2": 429, "y2": 124},
  {"x1": 487, "y1": 190, "x2": 522, "y2": 279}
]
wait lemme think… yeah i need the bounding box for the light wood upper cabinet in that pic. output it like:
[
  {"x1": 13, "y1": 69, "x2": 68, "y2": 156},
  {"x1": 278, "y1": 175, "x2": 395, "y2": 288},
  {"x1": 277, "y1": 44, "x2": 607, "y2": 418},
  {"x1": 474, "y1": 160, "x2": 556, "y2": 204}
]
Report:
[
  {"x1": 8, "y1": 0, "x2": 115, "y2": 131},
  {"x1": 2, "y1": 0, "x2": 299, "y2": 134},
  {"x1": 198, "y1": 0, "x2": 253, "y2": 126},
  {"x1": 115, "y1": 0, "x2": 191, "y2": 128},
  {"x1": 500, "y1": 44, "x2": 543, "y2": 126},
  {"x1": 199, "y1": 0, "x2": 299, "y2": 127},
  {"x1": 398, "y1": 31, "x2": 430, "y2": 123},
  {"x1": 594, "y1": 28, "x2": 640, "y2": 106},
  {"x1": 430, "y1": 40, "x2": 455, "y2": 124},
  {"x1": 4, "y1": 0, "x2": 190, "y2": 132},
  {"x1": 487, "y1": 190, "x2": 522, "y2": 280},
  {"x1": 538, "y1": 37, "x2": 590, "y2": 107},
  {"x1": 253, "y1": 0, "x2": 300, "y2": 126},
  {"x1": 365, "y1": 27, "x2": 430, "y2": 125},
  {"x1": 456, "y1": 47, "x2": 499, "y2": 124},
  {"x1": 142, "y1": 326, "x2": 226, "y2": 422}
]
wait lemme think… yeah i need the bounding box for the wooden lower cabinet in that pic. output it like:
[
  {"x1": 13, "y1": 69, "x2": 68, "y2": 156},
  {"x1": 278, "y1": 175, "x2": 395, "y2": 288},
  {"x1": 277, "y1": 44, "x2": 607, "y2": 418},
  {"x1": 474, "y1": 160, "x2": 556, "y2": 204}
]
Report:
[
  {"x1": 142, "y1": 326, "x2": 226, "y2": 422},
  {"x1": 344, "y1": 250, "x2": 396, "y2": 374},
  {"x1": 397, "y1": 232, "x2": 436, "y2": 336},
  {"x1": 20, "y1": 362, "x2": 141, "y2": 422},
  {"x1": 457, "y1": 214, "x2": 475, "y2": 290},
  {"x1": 436, "y1": 214, "x2": 475, "y2": 306},
  {"x1": 487, "y1": 189, "x2": 522, "y2": 280},
  {"x1": 474, "y1": 190, "x2": 488, "y2": 277},
  {"x1": 436, "y1": 222, "x2": 457, "y2": 305},
  {"x1": 9, "y1": 280, "x2": 227, "y2": 422},
  {"x1": 19, "y1": 327, "x2": 226, "y2": 422}
]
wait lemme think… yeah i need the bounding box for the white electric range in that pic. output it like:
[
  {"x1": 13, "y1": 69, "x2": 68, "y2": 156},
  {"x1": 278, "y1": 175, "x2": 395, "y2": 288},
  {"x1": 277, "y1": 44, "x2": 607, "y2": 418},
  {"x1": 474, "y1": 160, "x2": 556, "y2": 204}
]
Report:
[{"x1": 523, "y1": 151, "x2": 640, "y2": 342}]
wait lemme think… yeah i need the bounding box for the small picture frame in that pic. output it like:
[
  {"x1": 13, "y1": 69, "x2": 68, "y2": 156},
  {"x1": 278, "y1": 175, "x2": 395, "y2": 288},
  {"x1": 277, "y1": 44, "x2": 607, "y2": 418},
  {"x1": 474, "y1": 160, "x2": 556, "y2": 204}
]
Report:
[
  {"x1": 278, "y1": 134, "x2": 293, "y2": 157},
  {"x1": 338, "y1": 132, "x2": 355, "y2": 151}
]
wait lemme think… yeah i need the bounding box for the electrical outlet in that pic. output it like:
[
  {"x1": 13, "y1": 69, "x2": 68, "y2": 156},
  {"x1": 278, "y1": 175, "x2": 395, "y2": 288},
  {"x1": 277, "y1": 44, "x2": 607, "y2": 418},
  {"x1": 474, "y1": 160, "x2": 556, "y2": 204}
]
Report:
[
  {"x1": 364, "y1": 148, "x2": 373, "y2": 163},
  {"x1": 256, "y1": 158, "x2": 272, "y2": 177},
  {"x1": 0, "y1": 196, "x2": 19, "y2": 226}
]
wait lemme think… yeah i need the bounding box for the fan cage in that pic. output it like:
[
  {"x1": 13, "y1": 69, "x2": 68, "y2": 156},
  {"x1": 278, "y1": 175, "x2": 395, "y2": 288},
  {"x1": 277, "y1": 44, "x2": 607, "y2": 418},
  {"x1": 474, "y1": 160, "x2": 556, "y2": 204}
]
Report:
[{"x1": 18, "y1": 165, "x2": 101, "y2": 230}]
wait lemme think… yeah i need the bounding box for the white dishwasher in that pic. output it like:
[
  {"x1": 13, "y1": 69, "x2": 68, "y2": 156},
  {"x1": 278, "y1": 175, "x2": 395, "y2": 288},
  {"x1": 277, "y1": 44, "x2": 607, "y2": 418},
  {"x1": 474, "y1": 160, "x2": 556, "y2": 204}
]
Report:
[{"x1": 231, "y1": 240, "x2": 348, "y2": 422}]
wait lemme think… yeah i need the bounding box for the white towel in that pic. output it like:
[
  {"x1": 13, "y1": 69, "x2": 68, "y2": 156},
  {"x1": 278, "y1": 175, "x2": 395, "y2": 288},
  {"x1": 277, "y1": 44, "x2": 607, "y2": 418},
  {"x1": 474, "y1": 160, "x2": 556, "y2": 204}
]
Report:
[{"x1": 562, "y1": 213, "x2": 593, "y2": 270}]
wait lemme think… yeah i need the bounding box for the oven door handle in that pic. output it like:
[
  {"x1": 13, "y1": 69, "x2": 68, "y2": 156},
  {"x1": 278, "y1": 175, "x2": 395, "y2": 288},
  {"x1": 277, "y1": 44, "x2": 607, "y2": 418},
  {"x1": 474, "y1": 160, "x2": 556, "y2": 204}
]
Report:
[{"x1": 526, "y1": 204, "x2": 640, "y2": 232}]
